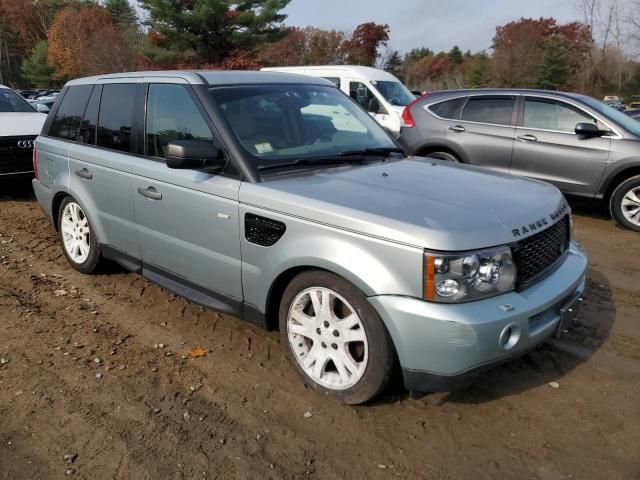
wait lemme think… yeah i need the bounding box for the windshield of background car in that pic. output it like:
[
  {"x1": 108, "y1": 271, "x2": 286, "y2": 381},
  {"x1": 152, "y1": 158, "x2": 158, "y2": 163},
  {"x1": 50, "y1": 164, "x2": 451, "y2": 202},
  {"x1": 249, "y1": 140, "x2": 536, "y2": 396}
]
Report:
[
  {"x1": 372, "y1": 80, "x2": 415, "y2": 106},
  {"x1": 208, "y1": 84, "x2": 396, "y2": 165},
  {"x1": 579, "y1": 95, "x2": 640, "y2": 136},
  {"x1": 0, "y1": 89, "x2": 36, "y2": 113}
]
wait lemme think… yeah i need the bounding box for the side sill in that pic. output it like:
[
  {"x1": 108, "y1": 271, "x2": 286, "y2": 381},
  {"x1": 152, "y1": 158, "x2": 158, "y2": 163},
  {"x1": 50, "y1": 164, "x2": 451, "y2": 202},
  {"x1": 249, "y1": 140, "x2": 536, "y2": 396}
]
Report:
[{"x1": 99, "y1": 244, "x2": 268, "y2": 329}]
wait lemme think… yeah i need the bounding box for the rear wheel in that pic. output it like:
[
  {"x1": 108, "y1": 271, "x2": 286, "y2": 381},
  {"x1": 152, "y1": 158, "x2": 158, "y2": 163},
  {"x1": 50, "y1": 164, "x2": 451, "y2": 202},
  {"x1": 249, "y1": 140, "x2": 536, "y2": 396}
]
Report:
[
  {"x1": 610, "y1": 175, "x2": 640, "y2": 232},
  {"x1": 279, "y1": 271, "x2": 395, "y2": 404},
  {"x1": 58, "y1": 197, "x2": 104, "y2": 273},
  {"x1": 423, "y1": 151, "x2": 459, "y2": 163}
]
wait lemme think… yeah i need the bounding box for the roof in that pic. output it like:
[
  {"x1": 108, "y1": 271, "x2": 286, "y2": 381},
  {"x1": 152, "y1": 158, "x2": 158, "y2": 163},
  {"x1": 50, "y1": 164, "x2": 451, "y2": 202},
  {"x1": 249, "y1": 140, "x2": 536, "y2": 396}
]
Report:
[
  {"x1": 425, "y1": 88, "x2": 588, "y2": 102},
  {"x1": 65, "y1": 70, "x2": 333, "y2": 87},
  {"x1": 262, "y1": 65, "x2": 400, "y2": 81}
]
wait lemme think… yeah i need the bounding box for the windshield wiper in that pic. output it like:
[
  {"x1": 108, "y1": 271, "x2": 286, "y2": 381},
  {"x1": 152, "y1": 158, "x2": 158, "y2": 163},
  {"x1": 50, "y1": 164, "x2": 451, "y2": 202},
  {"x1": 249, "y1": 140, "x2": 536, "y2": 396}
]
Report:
[
  {"x1": 257, "y1": 156, "x2": 368, "y2": 172},
  {"x1": 337, "y1": 147, "x2": 405, "y2": 157}
]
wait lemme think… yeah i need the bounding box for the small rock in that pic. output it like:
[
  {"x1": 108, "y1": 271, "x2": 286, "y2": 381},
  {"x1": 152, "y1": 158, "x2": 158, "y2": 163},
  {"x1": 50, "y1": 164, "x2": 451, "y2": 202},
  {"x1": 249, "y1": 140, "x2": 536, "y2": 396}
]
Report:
[
  {"x1": 183, "y1": 411, "x2": 190, "y2": 421},
  {"x1": 54, "y1": 289, "x2": 68, "y2": 297},
  {"x1": 549, "y1": 381, "x2": 560, "y2": 389},
  {"x1": 160, "y1": 322, "x2": 166, "y2": 327},
  {"x1": 189, "y1": 386, "x2": 196, "y2": 392},
  {"x1": 255, "y1": 434, "x2": 262, "y2": 441},
  {"x1": 63, "y1": 452, "x2": 78, "y2": 464},
  {"x1": 158, "y1": 343, "x2": 165, "y2": 349},
  {"x1": 91, "y1": 311, "x2": 98, "y2": 315},
  {"x1": 303, "y1": 411, "x2": 313, "y2": 418},
  {"x1": 65, "y1": 468, "x2": 75, "y2": 475},
  {"x1": 377, "y1": 464, "x2": 387, "y2": 469},
  {"x1": 118, "y1": 365, "x2": 125, "y2": 370},
  {"x1": 93, "y1": 358, "x2": 101, "y2": 364},
  {"x1": 1, "y1": 358, "x2": 10, "y2": 365},
  {"x1": 153, "y1": 408, "x2": 161, "y2": 414},
  {"x1": 95, "y1": 373, "x2": 103, "y2": 379},
  {"x1": 151, "y1": 367, "x2": 158, "y2": 372}
]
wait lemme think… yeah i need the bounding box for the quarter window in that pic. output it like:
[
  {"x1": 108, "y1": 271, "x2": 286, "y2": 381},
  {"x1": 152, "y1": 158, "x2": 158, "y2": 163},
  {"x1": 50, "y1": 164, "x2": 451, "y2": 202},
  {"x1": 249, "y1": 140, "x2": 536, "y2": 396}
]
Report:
[
  {"x1": 321, "y1": 77, "x2": 341, "y2": 87},
  {"x1": 349, "y1": 81, "x2": 386, "y2": 114},
  {"x1": 523, "y1": 98, "x2": 597, "y2": 133},
  {"x1": 97, "y1": 84, "x2": 137, "y2": 153},
  {"x1": 146, "y1": 84, "x2": 213, "y2": 159},
  {"x1": 48, "y1": 85, "x2": 93, "y2": 141},
  {"x1": 428, "y1": 97, "x2": 466, "y2": 120},
  {"x1": 461, "y1": 96, "x2": 515, "y2": 125}
]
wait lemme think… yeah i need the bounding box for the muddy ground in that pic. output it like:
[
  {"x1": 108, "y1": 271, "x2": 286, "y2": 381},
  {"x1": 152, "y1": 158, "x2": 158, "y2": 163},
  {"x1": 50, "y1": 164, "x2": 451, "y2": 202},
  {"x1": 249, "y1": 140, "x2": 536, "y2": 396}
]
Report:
[{"x1": 0, "y1": 181, "x2": 638, "y2": 480}]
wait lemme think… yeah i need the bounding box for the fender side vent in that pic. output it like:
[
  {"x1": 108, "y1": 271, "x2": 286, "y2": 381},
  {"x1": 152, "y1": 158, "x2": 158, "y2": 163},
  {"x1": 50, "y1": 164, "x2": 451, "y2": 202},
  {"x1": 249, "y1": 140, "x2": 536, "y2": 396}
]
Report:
[{"x1": 245, "y1": 213, "x2": 286, "y2": 246}]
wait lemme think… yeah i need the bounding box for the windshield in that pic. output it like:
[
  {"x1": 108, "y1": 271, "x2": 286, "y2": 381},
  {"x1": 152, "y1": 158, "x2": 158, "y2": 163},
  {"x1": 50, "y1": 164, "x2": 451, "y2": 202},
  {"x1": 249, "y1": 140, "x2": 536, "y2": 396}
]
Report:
[
  {"x1": 578, "y1": 95, "x2": 640, "y2": 137},
  {"x1": 208, "y1": 84, "x2": 396, "y2": 168},
  {"x1": 372, "y1": 80, "x2": 415, "y2": 107},
  {"x1": 0, "y1": 88, "x2": 36, "y2": 113}
]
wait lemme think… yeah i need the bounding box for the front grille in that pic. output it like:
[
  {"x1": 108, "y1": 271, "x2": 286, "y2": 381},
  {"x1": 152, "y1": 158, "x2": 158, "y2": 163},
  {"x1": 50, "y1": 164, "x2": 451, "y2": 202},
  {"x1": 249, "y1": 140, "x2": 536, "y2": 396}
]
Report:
[
  {"x1": 0, "y1": 135, "x2": 36, "y2": 175},
  {"x1": 511, "y1": 215, "x2": 570, "y2": 289}
]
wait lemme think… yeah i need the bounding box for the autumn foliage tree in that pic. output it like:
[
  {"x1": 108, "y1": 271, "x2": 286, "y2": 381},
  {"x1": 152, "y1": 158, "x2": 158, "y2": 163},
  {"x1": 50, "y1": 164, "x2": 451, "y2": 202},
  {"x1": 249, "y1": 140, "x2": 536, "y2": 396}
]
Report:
[
  {"x1": 47, "y1": 5, "x2": 135, "y2": 80},
  {"x1": 343, "y1": 22, "x2": 389, "y2": 66}
]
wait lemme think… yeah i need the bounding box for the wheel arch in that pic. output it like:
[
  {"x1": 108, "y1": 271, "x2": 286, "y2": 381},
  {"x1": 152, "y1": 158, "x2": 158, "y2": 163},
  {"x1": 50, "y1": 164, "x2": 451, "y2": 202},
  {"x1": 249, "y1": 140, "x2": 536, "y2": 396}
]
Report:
[
  {"x1": 602, "y1": 163, "x2": 640, "y2": 204},
  {"x1": 413, "y1": 142, "x2": 466, "y2": 163}
]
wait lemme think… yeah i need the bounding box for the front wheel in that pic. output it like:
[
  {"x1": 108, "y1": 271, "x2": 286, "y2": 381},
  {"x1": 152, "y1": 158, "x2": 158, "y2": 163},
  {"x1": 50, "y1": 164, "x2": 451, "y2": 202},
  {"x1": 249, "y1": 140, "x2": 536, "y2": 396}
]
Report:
[
  {"x1": 58, "y1": 197, "x2": 104, "y2": 273},
  {"x1": 610, "y1": 175, "x2": 640, "y2": 232},
  {"x1": 279, "y1": 271, "x2": 395, "y2": 404},
  {"x1": 424, "y1": 151, "x2": 459, "y2": 163}
]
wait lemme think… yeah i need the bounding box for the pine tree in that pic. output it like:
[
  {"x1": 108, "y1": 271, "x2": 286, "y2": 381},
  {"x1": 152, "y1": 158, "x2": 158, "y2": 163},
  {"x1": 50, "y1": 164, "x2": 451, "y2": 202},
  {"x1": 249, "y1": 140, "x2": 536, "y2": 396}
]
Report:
[
  {"x1": 21, "y1": 41, "x2": 54, "y2": 87},
  {"x1": 536, "y1": 36, "x2": 571, "y2": 90},
  {"x1": 464, "y1": 52, "x2": 491, "y2": 88},
  {"x1": 138, "y1": 0, "x2": 291, "y2": 64},
  {"x1": 448, "y1": 45, "x2": 463, "y2": 65},
  {"x1": 104, "y1": 0, "x2": 138, "y2": 32},
  {"x1": 384, "y1": 50, "x2": 403, "y2": 79}
]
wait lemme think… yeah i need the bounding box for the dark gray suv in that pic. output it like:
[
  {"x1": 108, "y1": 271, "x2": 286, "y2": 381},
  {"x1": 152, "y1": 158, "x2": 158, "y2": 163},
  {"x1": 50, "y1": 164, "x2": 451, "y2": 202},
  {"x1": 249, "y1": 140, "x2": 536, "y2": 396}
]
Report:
[{"x1": 398, "y1": 89, "x2": 640, "y2": 231}]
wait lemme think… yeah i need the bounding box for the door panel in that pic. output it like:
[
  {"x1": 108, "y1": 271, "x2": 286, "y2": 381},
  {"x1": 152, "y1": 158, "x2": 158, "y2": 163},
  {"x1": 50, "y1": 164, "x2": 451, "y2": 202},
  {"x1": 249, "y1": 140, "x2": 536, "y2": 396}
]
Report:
[
  {"x1": 511, "y1": 97, "x2": 611, "y2": 196},
  {"x1": 131, "y1": 163, "x2": 243, "y2": 301},
  {"x1": 67, "y1": 144, "x2": 139, "y2": 258},
  {"x1": 446, "y1": 95, "x2": 516, "y2": 174}
]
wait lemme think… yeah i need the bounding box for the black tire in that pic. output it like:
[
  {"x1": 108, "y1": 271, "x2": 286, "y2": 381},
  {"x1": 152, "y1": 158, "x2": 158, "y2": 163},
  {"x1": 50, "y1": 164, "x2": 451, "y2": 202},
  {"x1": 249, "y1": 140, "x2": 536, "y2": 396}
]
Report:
[
  {"x1": 57, "y1": 196, "x2": 104, "y2": 274},
  {"x1": 610, "y1": 175, "x2": 640, "y2": 232},
  {"x1": 279, "y1": 270, "x2": 395, "y2": 404},
  {"x1": 424, "y1": 151, "x2": 459, "y2": 163}
]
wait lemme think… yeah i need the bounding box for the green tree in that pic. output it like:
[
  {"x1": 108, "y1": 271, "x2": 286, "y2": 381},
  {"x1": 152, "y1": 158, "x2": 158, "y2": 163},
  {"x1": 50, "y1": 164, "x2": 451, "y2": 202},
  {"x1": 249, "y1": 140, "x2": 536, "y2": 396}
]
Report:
[
  {"x1": 138, "y1": 0, "x2": 291, "y2": 64},
  {"x1": 21, "y1": 40, "x2": 53, "y2": 87},
  {"x1": 536, "y1": 36, "x2": 571, "y2": 90},
  {"x1": 464, "y1": 52, "x2": 491, "y2": 87},
  {"x1": 448, "y1": 45, "x2": 463, "y2": 65},
  {"x1": 403, "y1": 47, "x2": 432, "y2": 65},
  {"x1": 104, "y1": 0, "x2": 138, "y2": 31}
]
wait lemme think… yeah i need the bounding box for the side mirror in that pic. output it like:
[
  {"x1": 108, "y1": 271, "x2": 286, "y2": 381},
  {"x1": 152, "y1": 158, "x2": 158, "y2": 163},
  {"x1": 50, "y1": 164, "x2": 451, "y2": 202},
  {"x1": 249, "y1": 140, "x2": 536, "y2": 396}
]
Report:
[
  {"x1": 166, "y1": 140, "x2": 226, "y2": 170},
  {"x1": 35, "y1": 103, "x2": 49, "y2": 113},
  {"x1": 575, "y1": 122, "x2": 609, "y2": 137}
]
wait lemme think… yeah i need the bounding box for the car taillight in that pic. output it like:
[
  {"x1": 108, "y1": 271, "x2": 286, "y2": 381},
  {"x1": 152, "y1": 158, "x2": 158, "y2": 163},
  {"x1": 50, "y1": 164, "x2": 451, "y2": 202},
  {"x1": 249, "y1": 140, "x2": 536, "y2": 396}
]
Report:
[
  {"x1": 401, "y1": 93, "x2": 428, "y2": 128},
  {"x1": 33, "y1": 145, "x2": 38, "y2": 180}
]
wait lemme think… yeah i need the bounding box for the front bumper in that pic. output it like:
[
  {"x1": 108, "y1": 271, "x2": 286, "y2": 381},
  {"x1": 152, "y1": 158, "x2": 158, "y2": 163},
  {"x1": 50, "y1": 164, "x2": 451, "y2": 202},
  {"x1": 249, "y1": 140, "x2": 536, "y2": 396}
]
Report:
[{"x1": 368, "y1": 241, "x2": 587, "y2": 392}]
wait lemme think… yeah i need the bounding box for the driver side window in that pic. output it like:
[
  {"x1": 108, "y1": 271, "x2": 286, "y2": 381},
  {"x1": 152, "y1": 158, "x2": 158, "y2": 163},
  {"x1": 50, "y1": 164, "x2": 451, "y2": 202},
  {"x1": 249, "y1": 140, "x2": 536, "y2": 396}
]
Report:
[
  {"x1": 523, "y1": 98, "x2": 597, "y2": 133},
  {"x1": 146, "y1": 84, "x2": 213, "y2": 159}
]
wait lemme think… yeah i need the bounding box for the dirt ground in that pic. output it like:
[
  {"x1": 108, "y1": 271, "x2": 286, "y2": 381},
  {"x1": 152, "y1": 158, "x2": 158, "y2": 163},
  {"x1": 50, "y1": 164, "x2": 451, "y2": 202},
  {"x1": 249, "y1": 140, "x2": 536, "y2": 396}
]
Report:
[{"x1": 0, "y1": 181, "x2": 638, "y2": 480}]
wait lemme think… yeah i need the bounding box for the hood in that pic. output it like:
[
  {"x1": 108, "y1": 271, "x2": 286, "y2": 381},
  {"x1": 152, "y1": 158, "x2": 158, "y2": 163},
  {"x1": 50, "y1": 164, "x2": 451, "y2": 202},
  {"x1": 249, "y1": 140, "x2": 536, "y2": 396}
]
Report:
[
  {"x1": 0, "y1": 112, "x2": 46, "y2": 136},
  {"x1": 241, "y1": 159, "x2": 568, "y2": 251}
]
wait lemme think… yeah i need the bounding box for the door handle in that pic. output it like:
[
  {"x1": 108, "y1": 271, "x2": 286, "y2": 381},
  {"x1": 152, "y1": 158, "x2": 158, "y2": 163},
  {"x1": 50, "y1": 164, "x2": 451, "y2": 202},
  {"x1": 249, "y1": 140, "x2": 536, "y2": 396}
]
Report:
[
  {"x1": 516, "y1": 134, "x2": 538, "y2": 142},
  {"x1": 137, "y1": 186, "x2": 162, "y2": 200},
  {"x1": 449, "y1": 125, "x2": 466, "y2": 132},
  {"x1": 75, "y1": 168, "x2": 92, "y2": 180}
]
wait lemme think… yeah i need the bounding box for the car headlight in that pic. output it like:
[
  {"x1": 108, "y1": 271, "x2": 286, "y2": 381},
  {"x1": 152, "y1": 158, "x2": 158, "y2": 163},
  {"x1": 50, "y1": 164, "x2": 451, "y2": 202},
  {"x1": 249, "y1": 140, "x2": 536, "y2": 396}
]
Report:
[{"x1": 424, "y1": 246, "x2": 517, "y2": 303}]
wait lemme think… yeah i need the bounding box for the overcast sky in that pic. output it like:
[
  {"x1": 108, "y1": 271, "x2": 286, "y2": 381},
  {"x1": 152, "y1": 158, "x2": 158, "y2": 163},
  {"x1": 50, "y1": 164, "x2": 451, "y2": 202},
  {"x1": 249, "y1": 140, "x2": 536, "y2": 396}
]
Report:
[{"x1": 282, "y1": 0, "x2": 580, "y2": 54}]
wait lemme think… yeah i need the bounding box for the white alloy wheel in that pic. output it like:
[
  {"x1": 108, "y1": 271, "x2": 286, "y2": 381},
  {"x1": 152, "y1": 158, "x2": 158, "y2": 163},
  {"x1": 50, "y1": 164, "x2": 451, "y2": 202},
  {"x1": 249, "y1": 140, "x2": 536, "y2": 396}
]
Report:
[
  {"x1": 621, "y1": 186, "x2": 640, "y2": 226},
  {"x1": 60, "y1": 202, "x2": 91, "y2": 264},
  {"x1": 287, "y1": 287, "x2": 369, "y2": 390}
]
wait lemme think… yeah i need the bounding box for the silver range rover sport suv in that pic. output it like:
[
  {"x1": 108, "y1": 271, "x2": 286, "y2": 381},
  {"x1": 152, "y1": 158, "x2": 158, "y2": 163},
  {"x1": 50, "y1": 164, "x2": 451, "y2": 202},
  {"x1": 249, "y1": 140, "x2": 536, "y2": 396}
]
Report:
[{"x1": 32, "y1": 71, "x2": 587, "y2": 404}]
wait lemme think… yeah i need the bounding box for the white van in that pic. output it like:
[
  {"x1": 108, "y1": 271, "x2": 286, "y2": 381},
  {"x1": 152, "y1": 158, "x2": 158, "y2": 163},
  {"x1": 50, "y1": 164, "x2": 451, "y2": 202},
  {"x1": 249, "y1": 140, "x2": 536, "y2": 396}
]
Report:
[{"x1": 261, "y1": 65, "x2": 415, "y2": 135}]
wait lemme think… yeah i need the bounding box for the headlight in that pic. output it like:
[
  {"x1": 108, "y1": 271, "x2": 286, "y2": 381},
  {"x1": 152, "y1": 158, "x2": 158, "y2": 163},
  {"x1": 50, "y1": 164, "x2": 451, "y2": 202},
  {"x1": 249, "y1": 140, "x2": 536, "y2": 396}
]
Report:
[{"x1": 424, "y1": 246, "x2": 517, "y2": 303}]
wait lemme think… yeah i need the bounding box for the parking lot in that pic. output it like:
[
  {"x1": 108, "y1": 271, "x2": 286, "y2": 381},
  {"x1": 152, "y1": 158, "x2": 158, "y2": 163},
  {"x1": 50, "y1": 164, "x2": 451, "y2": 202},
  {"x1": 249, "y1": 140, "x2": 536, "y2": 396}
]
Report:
[{"x1": 0, "y1": 182, "x2": 638, "y2": 480}]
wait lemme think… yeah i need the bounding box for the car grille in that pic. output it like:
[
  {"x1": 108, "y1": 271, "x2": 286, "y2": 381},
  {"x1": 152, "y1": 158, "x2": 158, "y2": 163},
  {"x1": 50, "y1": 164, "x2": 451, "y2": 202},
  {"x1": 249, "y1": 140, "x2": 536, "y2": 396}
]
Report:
[
  {"x1": 0, "y1": 135, "x2": 36, "y2": 175},
  {"x1": 511, "y1": 215, "x2": 570, "y2": 289}
]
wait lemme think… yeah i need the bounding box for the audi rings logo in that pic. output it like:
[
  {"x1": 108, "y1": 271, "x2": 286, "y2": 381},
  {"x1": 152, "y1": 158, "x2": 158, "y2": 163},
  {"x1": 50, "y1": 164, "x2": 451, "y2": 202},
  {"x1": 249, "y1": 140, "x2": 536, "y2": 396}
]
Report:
[{"x1": 17, "y1": 140, "x2": 34, "y2": 148}]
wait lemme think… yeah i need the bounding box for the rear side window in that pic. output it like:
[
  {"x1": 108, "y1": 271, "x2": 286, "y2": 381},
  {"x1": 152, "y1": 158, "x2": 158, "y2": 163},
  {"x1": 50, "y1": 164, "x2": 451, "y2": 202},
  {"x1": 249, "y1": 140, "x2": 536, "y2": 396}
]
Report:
[
  {"x1": 77, "y1": 86, "x2": 101, "y2": 145},
  {"x1": 461, "y1": 96, "x2": 515, "y2": 126},
  {"x1": 428, "y1": 97, "x2": 466, "y2": 119},
  {"x1": 48, "y1": 86, "x2": 93, "y2": 141},
  {"x1": 146, "y1": 84, "x2": 213, "y2": 159},
  {"x1": 97, "y1": 84, "x2": 137, "y2": 153}
]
